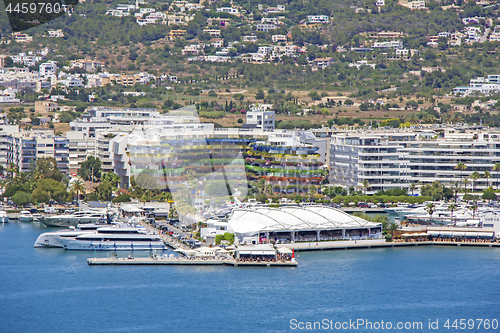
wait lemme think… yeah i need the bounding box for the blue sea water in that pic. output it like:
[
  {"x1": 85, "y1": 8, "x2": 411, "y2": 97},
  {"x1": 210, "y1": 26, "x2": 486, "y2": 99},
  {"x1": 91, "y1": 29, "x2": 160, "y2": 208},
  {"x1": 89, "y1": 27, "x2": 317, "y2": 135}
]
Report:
[{"x1": 1, "y1": 222, "x2": 499, "y2": 333}]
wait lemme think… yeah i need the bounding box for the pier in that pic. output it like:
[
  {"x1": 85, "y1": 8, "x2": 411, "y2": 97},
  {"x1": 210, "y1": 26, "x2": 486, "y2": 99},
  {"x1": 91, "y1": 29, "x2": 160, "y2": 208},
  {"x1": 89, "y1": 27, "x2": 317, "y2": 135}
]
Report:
[
  {"x1": 283, "y1": 240, "x2": 500, "y2": 252},
  {"x1": 87, "y1": 257, "x2": 298, "y2": 267}
]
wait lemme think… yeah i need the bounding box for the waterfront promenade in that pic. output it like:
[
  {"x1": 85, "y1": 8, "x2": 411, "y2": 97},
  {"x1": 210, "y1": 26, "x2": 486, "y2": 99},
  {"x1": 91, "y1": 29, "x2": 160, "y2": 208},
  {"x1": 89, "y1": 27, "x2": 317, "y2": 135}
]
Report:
[{"x1": 278, "y1": 239, "x2": 500, "y2": 252}]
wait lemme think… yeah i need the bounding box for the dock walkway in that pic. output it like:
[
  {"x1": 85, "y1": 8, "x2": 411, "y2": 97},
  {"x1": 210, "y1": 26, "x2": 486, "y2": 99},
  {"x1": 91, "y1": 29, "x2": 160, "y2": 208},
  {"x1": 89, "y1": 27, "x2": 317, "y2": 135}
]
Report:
[{"x1": 285, "y1": 240, "x2": 500, "y2": 251}]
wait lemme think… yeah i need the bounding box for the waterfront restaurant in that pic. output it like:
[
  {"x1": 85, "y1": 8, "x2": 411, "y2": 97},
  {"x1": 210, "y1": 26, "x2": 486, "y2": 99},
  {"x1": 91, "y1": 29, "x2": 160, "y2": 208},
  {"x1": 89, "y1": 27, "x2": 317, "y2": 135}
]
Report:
[{"x1": 228, "y1": 206, "x2": 382, "y2": 244}]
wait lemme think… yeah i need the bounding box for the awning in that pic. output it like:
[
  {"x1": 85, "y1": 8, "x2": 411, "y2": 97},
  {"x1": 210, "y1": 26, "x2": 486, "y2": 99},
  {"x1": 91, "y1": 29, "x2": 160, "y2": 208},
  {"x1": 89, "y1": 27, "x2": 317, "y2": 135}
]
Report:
[
  {"x1": 465, "y1": 232, "x2": 478, "y2": 237},
  {"x1": 452, "y1": 232, "x2": 466, "y2": 236},
  {"x1": 239, "y1": 250, "x2": 276, "y2": 255},
  {"x1": 427, "y1": 231, "x2": 440, "y2": 236},
  {"x1": 439, "y1": 231, "x2": 453, "y2": 236},
  {"x1": 277, "y1": 247, "x2": 293, "y2": 254}
]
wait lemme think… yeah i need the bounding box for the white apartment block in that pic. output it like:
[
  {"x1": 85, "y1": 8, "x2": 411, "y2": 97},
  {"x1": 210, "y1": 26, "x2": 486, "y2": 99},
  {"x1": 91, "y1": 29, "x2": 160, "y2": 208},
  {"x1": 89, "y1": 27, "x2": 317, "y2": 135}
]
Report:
[
  {"x1": 216, "y1": 7, "x2": 239, "y2": 15},
  {"x1": 245, "y1": 106, "x2": 275, "y2": 131},
  {"x1": 330, "y1": 127, "x2": 500, "y2": 194},
  {"x1": 453, "y1": 75, "x2": 500, "y2": 96},
  {"x1": 0, "y1": 125, "x2": 19, "y2": 166},
  {"x1": 39, "y1": 61, "x2": 57, "y2": 77},
  {"x1": 330, "y1": 132, "x2": 412, "y2": 194},
  {"x1": 307, "y1": 15, "x2": 329, "y2": 24}
]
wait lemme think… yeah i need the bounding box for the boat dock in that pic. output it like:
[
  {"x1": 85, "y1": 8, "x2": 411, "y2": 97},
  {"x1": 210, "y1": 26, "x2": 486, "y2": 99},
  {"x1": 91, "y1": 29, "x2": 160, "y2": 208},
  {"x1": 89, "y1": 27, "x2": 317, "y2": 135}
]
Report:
[
  {"x1": 87, "y1": 257, "x2": 298, "y2": 267},
  {"x1": 287, "y1": 240, "x2": 500, "y2": 252}
]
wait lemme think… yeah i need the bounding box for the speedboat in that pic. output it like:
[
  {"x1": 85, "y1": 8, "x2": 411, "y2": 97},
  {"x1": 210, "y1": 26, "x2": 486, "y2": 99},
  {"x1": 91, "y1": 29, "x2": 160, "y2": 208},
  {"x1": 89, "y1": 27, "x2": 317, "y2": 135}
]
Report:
[
  {"x1": 34, "y1": 223, "x2": 113, "y2": 248},
  {"x1": 18, "y1": 210, "x2": 34, "y2": 222},
  {"x1": 38, "y1": 211, "x2": 111, "y2": 227},
  {"x1": 0, "y1": 211, "x2": 9, "y2": 223},
  {"x1": 57, "y1": 226, "x2": 165, "y2": 251}
]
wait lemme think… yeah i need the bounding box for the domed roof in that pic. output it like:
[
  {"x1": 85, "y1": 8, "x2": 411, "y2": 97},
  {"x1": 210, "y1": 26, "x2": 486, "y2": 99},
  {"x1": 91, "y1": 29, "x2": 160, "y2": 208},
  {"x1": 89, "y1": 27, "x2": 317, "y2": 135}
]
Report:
[{"x1": 228, "y1": 205, "x2": 380, "y2": 236}]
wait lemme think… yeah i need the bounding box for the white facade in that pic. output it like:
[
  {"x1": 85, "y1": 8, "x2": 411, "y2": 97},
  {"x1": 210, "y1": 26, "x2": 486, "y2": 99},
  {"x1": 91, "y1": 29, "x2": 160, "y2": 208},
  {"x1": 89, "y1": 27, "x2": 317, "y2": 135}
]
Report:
[
  {"x1": 246, "y1": 108, "x2": 275, "y2": 130},
  {"x1": 330, "y1": 128, "x2": 500, "y2": 193}
]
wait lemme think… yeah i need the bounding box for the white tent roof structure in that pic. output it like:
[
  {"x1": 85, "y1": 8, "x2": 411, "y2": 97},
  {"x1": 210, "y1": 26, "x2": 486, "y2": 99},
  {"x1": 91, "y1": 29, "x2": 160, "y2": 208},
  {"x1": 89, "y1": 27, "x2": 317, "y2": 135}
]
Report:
[{"x1": 228, "y1": 205, "x2": 381, "y2": 236}]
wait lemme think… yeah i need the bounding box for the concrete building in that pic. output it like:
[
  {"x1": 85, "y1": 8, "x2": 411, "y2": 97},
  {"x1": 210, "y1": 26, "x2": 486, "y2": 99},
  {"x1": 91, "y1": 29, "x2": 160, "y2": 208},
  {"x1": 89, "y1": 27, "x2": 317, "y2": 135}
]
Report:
[
  {"x1": 245, "y1": 106, "x2": 275, "y2": 130},
  {"x1": 330, "y1": 127, "x2": 500, "y2": 193},
  {"x1": 0, "y1": 125, "x2": 19, "y2": 167}
]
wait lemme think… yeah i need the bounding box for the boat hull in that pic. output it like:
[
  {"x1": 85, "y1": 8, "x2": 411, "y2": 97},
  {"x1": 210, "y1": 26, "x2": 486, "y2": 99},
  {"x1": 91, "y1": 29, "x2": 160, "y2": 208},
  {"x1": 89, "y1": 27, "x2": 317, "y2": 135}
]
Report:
[
  {"x1": 0, "y1": 216, "x2": 9, "y2": 223},
  {"x1": 19, "y1": 216, "x2": 33, "y2": 223},
  {"x1": 60, "y1": 239, "x2": 166, "y2": 251}
]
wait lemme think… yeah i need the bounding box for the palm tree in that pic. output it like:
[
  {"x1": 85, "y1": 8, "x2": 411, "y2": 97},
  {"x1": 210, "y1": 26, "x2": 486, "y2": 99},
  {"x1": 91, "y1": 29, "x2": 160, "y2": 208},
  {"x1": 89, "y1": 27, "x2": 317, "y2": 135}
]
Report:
[
  {"x1": 426, "y1": 203, "x2": 435, "y2": 222},
  {"x1": 451, "y1": 181, "x2": 460, "y2": 202},
  {"x1": 263, "y1": 182, "x2": 273, "y2": 195},
  {"x1": 470, "y1": 171, "x2": 480, "y2": 192},
  {"x1": 463, "y1": 177, "x2": 470, "y2": 191},
  {"x1": 448, "y1": 204, "x2": 457, "y2": 225},
  {"x1": 493, "y1": 163, "x2": 500, "y2": 190},
  {"x1": 362, "y1": 179, "x2": 371, "y2": 195},
  {"x1": 6, "y1": 162, "x2": 18, "y2": 179},
  {"x1": 409, "y1": 182, "x2": 417, "y2": 196},
  {"x1": 471, "y1": 204, "x2": 478, "y2": 219},
  {"x1": 483, "y1": 170, "x2": 491, "y2": 189},
  {"x1": 69, "y1": 178, "x2": 85, "y2": 205},
  {"x1": 455, "y1": 162, "x2": 467, "y2": 181}
]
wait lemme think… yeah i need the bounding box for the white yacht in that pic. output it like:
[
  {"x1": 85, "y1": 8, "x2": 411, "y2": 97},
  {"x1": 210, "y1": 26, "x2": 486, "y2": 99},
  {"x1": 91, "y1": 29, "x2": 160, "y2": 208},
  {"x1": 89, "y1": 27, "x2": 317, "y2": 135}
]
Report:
[
  {"x1": 18, "y1": 210, "x2": 35, "y2": 222},
  {"x1": 39, "y1": 211, "x2": 110, "y2": 227},
  {"x1": 34, "y1": 223, "x2": 112, "y2": 248},
  {"x1": 57, "y1": 227, "x2": 165, "y2": 251},
  {"x1": 0, "y1": 210, "x2": 9, "y2": 223}
]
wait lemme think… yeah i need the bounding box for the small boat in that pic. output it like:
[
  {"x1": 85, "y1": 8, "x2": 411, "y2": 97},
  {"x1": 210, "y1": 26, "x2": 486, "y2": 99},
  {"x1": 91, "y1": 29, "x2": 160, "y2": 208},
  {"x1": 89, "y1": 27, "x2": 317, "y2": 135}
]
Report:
[
  {"x1": 0, "y1": 211, "x2": 9, "y2": 223},
  {"x1": 18, "y1": 210, "x2": 34, "y2": 222}
]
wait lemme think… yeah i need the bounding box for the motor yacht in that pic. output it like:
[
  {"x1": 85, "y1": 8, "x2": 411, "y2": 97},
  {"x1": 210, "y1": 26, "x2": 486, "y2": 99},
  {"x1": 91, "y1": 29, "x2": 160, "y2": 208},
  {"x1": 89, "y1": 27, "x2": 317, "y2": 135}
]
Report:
[
  {"x1": 56, "y1": 226, "x2": 165, "y2": 251},
  {"x1": 18, "y1": 210, "x2": 35, "y2": 222},
  {"x1": 39, "y1": 211, "x2": 112, "y2": 227},
  {"x1": 34, "y1": 223, "x2": 113, "y2": 248}
]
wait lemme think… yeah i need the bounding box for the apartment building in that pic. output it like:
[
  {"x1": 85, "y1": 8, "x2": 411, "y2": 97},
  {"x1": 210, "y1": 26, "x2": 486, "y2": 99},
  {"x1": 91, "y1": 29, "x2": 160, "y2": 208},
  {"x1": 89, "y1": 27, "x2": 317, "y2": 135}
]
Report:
[
  {"x1": 0, "y1": 125, "x2": 19, "y2": 166},
  {"x1": 245, "y1": 106, "x2": 275, "y2": 130},
  {"x1": 330, "y1": 131, "x2": 413, "y2": 194},
  {"x1": 7, "y1": 130, "x2": 69, "y2": 173},
  {"x1": 330, "y1": 127, "x2": 500, "y2": 193}
]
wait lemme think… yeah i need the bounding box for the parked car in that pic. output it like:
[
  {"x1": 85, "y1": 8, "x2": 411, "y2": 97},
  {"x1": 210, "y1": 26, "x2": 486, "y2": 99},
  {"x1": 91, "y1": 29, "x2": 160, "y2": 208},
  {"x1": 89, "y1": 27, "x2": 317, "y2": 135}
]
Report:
[
  {"x1": 368, "y1": 203, "x2": 377, "y2": 208},
  {"x1": 378, "y1": 203, "x2": 389, "y2": 208},
  {"x1": 358, "y1": 202, "x2": 369, "y2": 208}
]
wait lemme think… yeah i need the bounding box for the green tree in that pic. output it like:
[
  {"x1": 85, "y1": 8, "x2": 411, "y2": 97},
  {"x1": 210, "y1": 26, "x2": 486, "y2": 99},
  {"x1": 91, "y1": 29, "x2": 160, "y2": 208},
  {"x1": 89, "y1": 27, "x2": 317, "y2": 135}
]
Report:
[
  {"x1": 96, "y1": 181, "x2": 113, "y2": 201},
  {"x1": 112, "y1": 193, "x2": 131, "y2": 203},
  {"x1": 78, "y1": 156, "x2": 102, "y2": 182},
  {"x1": 448, "y1": 204, "x2": 457, "y2": 225},
  {"x1": 35, "y1": 178, "x2": 68, "y2": 203},
  {"x1": 32, "y1": 188, "x2": 50, "y2": 203},
  {"x1": 426, "y1": 203, "x2": 435, "y2": 221},
  {"x1": 470, "y1": 171, "x2": 480, "y2": 192},
  {"x1": 35, "y1": 157, "x2": 63, "y2": 181},
  {"x1": 482, "y1": 188, "x2": 497, "y2": 202},
  {"x1": 69, "y1": 178, "x2": 85, "y2": 205},
  {"x1": 493, "y1": 163, "x2": 500, "y2": 190},
  {"x1": 409, "y1": 182, "x2": 417, "y2": 196},
  {"x1": 255, "y1": 89, "x2": 265, "y2": 100},
  {"x1": 362, "y1": 179, "x2": 371, "y2": 196},
  {"x1": 454, "y1": 162, "x2": 467, "y2": 182},
  {"x1": 102, "y1": 171, "x2": 122, "y2": 188},
  {"x1": 483, "y1": 170, "x2": 491, "y2": 188},
  {"x1": 12, "y1": 191, "x2": 32, "y2": 206}
]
